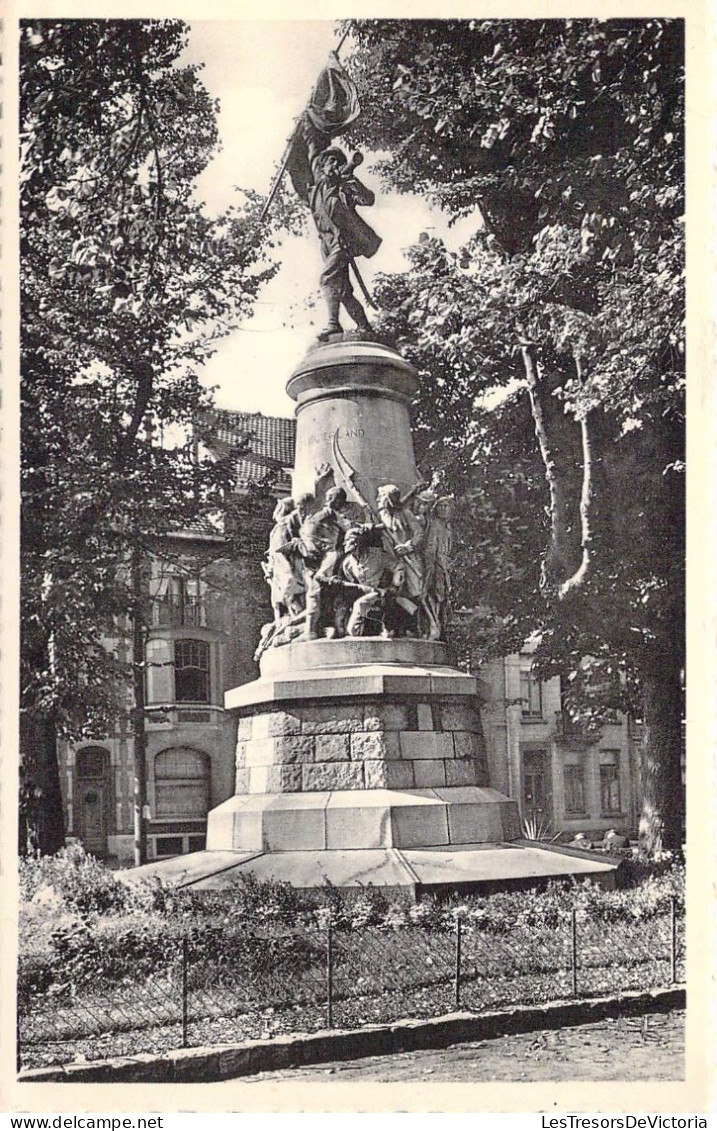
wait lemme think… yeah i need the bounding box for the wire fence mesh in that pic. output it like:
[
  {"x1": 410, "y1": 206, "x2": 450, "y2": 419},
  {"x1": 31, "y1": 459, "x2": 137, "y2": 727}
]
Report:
[
  {"x1": 18, "y1": 901, "x2": 685, "y2": 1071},
  {"x1": 459, "y1": 918, "x2": 574, "y2": 1013}
]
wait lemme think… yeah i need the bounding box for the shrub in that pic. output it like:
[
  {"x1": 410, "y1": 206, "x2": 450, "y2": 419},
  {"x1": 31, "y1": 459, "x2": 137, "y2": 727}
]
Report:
[
  {"x1": 19, "y1": 845, "x2": 138, "y2": 916},
  {"x1": 620, "y1": 849, "x2": 685, "y2": 888},
  {"x1": 18, "y1": 847, "x2": 685, "y2": 1004}
]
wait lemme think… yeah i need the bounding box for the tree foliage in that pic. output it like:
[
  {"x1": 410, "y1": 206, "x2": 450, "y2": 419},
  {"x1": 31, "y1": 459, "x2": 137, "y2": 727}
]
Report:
[
  {"x1": 344, "y1": 19, "x2": 685, "y2": 851},
  {"x1": 20, "y1": 20, "x2": 277, "y2": 852}
]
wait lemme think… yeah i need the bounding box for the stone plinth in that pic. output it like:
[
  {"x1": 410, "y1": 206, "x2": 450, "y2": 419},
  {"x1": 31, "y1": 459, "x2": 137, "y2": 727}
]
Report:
[
  {"x1": 258, "y1": 636, "x2": 454, "y2": 676},
  {"x1": 287, "y1": 339, "x2": 420, "y2": 501},
  {"x1": 226, "y1": 655, "x2": 477, "y2": 713},
  {"x1": 201, "y1": 621, "x2": 529, "y2": 876},
  {"x1": 206, "y1": 787, "x2": 521, "y2": 853},
  {"x1": 228, "y1": 691, "x2": 488, "y2": 796}
]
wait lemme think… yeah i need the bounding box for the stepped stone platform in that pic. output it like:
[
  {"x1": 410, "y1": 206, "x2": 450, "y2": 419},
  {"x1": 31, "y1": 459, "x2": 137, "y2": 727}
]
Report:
[
  {"x1": 126, "y1": 839, "x2": 620, "y2": 895},
  {"x1": 208, "y1": 787, "x2": 520, "y2": 851}
]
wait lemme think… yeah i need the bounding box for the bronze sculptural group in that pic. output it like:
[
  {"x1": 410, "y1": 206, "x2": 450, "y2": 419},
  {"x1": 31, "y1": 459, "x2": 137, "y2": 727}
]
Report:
[{"x1": 257, "y1": 479, "x2": 453, "y2": 659}]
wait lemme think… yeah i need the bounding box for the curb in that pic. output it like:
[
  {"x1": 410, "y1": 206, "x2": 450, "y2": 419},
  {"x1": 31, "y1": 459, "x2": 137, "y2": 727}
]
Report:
[{"x1": 19, "y1": 985, "x2": 685, "y2": 1084}]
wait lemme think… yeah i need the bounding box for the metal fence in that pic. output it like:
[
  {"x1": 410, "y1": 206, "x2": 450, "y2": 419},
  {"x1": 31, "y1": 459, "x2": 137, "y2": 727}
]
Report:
[{"x1": 18, "y1": 901, "x2": 685, "y2": 1071}]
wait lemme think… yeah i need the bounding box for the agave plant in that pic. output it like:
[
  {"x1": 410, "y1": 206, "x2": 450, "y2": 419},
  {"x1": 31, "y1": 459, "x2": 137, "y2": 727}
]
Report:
[{"x1": 520, "y1": 813, "x2": 561, "y2": 842}]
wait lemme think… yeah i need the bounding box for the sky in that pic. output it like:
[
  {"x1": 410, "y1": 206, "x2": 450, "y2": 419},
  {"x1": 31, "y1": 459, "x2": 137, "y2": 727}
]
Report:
[{"x1": 181, "y1": 21, "x2": 480, "y2": 419}]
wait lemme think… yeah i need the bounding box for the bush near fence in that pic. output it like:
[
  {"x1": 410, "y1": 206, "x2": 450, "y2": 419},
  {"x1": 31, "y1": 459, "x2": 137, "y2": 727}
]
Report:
[{"x1": 17, "y1": 847, "x2": 685, "y2": 1070}]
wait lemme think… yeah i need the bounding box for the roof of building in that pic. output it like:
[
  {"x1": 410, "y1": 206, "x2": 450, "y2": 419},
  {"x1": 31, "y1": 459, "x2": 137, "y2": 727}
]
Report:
[{"x1": 203, "y1": 409, "x2": 296, "y2": 493}]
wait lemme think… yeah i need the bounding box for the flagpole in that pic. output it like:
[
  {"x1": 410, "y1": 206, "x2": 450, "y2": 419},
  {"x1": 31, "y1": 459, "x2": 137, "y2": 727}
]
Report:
[
  {"x1": 348, "y1": 255, "x2": 377, "y2": 310},
  {"x1": 259, "y1": 23, "x2": 354, "y2": 224},
  {"x1": 259, "y1": 116, "x2": 301, "y2": 223},
  {"x1": 335, "y1": 24, "x2": 352, "y2": 55}
]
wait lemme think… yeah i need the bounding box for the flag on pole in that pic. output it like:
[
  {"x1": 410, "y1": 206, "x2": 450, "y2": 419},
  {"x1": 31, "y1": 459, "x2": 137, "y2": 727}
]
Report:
[
  {"x1": 306, "y1": 51, "x2": 360, "y2": 132},
  {"x1": 286, "y1": 53, "x2": 362, "y2": 204}
]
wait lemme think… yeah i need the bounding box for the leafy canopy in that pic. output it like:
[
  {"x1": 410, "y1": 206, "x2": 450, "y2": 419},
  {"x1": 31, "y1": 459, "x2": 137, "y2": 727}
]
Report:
[
  {"x1": 343, "y1": 19, "x2": 684, "y2": 702},
  {"x1": 20, "y1": 19, "x2": 277, "y2": 741}
]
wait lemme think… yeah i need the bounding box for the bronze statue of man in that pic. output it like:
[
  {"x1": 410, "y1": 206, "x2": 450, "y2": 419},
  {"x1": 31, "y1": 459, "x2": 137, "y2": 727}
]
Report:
[{"x1": 307, "y1": 147, "x2": 381, "y2": 341}]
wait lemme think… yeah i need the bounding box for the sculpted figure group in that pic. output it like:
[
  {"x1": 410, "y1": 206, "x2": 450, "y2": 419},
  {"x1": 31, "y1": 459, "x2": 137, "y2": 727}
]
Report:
[{"x1": 257, "y1": 481, "x2": 453, "y2": 660}]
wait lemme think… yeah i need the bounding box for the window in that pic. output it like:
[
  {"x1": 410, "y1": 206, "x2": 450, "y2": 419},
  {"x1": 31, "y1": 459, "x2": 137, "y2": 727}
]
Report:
[
  {"x1": 154, "y1": 748, "x2": 210, "y2": 819},
  {"x1": 174, "y1": 639, "x2": 210, "y2": 703},
  {"x1": 564, "y1": 762, "x2": 586, "y2": 814},
  {"x1": 155, "y1": 575, "x2": 205, "y2": 627},
  {"x1": 600, "y1": 750, "x2": 621, "y2": 815},
  {"x1": 155, "y1": 836, "x2": 184, "y2": 859},
  {"x1": 76, "y1": 746, "x2": 109, "y2": 778},
  {"x1": 520, "y1": 664, "x2": 543, "y2": 717},
  {"x1": 151, "y1": 832, "x2": 206, "y2": 859}
]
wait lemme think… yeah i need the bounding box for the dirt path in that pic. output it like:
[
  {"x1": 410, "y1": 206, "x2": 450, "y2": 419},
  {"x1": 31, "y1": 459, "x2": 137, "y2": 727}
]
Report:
[{"x1": 249, "y1": 1010, "x2": 684, "y2": 1083}]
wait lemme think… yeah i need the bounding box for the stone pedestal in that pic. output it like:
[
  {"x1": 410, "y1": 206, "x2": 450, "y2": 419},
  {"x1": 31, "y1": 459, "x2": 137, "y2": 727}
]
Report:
[
  {"x1": 287, "y1": 339, "x2": 420, "y2": 502},
  {"x1": 208, "y1": 638, "x2": 521, "y2": 855}
]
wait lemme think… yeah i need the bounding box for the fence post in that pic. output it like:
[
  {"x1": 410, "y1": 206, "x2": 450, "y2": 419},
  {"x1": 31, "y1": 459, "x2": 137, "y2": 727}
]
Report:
[
  {"x1": 670, "y1": 898, "x2": 677, "y2": 984},
  {"x1": 182, "y1": 937, "x2": 189, "y2": 1048},
  {"x1": 326, "y1": 924, "x2": 334, "y2": 1029},
  {"x1": 454, "y1": 916, "x2": 463, "y2": 1010},
  {"x1": 571, "y1": 909, "x2": 578, "y2": 997}
]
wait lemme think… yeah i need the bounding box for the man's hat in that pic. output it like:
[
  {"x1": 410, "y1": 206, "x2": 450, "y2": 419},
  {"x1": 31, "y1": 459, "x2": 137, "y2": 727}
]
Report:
[{"x1": 312, "y1": 147, "x2": 346, "y2": 174}]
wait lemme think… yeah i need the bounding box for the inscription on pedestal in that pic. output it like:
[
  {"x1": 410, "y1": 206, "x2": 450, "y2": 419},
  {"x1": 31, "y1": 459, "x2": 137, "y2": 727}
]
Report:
[{"x1": 308, "y1": 426, "x2": 365, "y2": 445}]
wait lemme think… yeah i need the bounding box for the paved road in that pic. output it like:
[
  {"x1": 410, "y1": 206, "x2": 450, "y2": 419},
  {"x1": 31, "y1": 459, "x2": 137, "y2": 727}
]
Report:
[{"x1": 250, "y1": 1010, "x2": 684, "y2": 1083}]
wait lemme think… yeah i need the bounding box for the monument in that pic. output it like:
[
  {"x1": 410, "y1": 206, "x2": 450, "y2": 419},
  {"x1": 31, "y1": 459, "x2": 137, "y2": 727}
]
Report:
[
  {"x1": 205, "y1": 328, "x2": 531, "y2": 885},
  {"x1": 139, "y1": 45, "x2": 618, "y2": 892},
  {"x1": 202, "y1": 331, "x2": 617, "y2": 890}
]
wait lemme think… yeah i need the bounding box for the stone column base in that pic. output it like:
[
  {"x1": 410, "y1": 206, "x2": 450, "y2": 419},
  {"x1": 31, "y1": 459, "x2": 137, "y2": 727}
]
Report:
[
  {"x1": 214, "y1": 653, "x2": 523, "y2": 862},
  {"x1": 206, "y1": 786, "x2": 521, "y2": 853}
]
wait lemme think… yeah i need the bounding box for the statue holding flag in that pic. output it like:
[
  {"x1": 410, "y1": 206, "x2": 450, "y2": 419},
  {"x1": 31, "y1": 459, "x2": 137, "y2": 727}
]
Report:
[
  {"x1": 262, "y1": 43, "x2": 382, "y2": 339},
  {"x1": 308, "y1": 147, "x2": 380, "y2": 339}
]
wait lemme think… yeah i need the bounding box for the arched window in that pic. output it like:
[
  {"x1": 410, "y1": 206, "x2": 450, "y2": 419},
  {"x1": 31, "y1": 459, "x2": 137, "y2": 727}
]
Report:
[
  {"x1": 174, "y1": 639, "x2": 210, "y2": 703},
  {"x1": 154, "y1": 748, "x2": 210, "y2": 819},
  {"x1": 76, "y1": 746, "x2": 109, "y2": 779}
]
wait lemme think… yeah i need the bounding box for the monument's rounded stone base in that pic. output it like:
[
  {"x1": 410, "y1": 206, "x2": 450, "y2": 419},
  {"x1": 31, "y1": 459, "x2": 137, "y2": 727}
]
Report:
[
  {"x1": 259, "y1": 636, "x2": 453, "y2": 676},
  {"x1": 286, "y1": 338, "x2": 421, "y2": 500}
]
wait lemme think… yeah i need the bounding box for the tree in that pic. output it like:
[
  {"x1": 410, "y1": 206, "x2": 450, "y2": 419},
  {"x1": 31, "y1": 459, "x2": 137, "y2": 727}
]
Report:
[
  {"x1": 343, "y1": 19, "x2": 685, "y2": 852},
  {"x1": 20, "y1": 20, "x2": 277, "y2": 854}
]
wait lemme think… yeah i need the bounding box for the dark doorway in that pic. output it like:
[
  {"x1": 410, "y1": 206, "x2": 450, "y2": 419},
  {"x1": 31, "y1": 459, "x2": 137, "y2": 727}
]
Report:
[
  {"x1": 75, "y1": 746, "x2": 111, "y2": 857},
  {"x1": 522, "y1": 747, "x2": 552, "y2": 831}
]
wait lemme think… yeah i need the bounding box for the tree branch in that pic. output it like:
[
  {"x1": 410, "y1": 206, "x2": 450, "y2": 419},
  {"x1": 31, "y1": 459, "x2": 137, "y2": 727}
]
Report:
[
  {"x1": 558, "y1": 355, "x2": 595, "y2": 599},
  {"x1": 520, "y1": 343, "x2": 575, "y2": 590}
]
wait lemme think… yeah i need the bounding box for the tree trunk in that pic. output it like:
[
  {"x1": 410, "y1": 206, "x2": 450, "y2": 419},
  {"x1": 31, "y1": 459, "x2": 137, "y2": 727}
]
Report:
[
  {"x1": 520, "y1": 346, "x2": 581, "y2": 588},
  {"x1": 131, "y1": 548, "x2": 148, "y2": 866},
  {"x1": 637, "y1": 648, "x2": 684, "y2": 854},
  {"x1": 19, "y1": 710, "x2": 65, "y2": 856}
]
